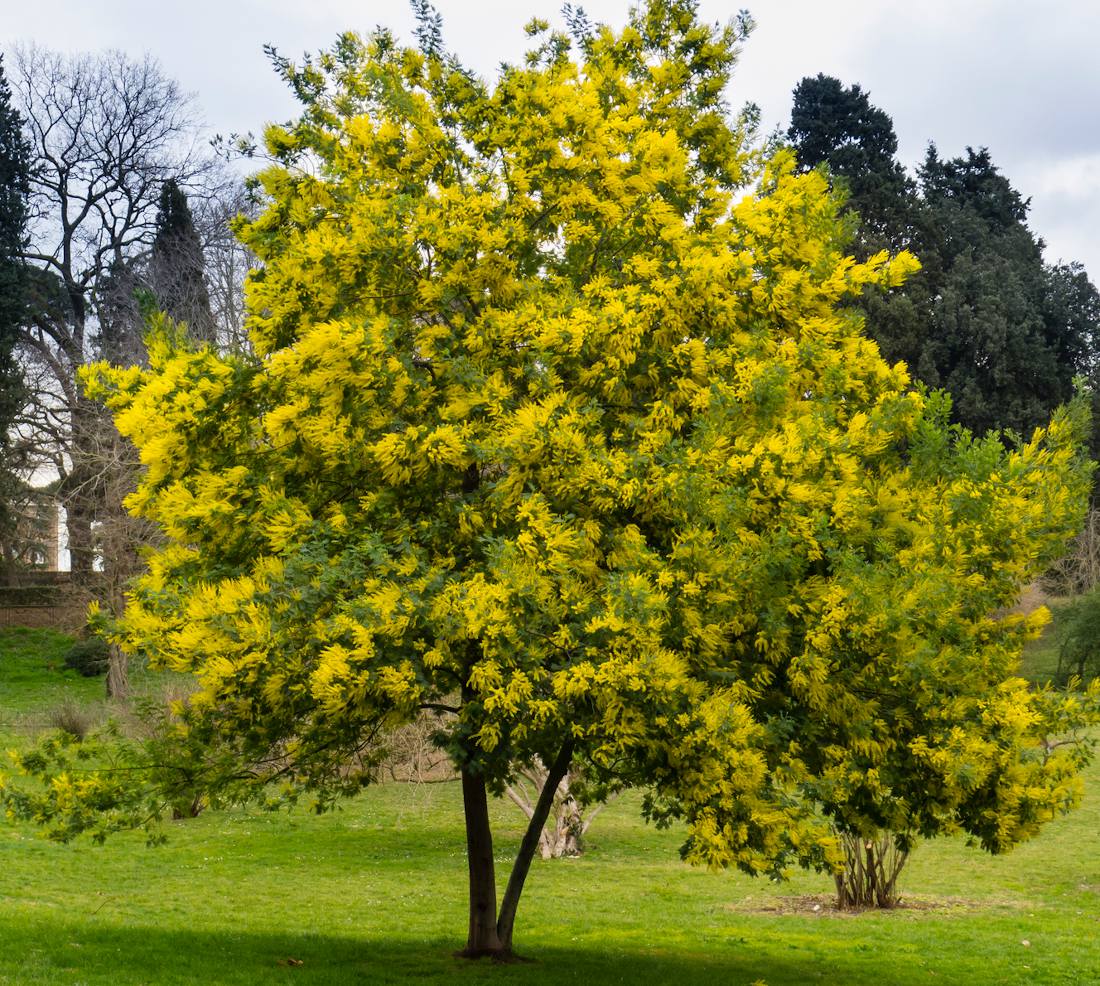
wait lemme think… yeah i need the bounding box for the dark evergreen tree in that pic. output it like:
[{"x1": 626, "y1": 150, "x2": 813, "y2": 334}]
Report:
[
  {"x1": 95, "y1": 256, "x2": 146, "y2": 365},
  {"x1": 901, "y1": 146, "x2": 1088, "y2": 437},
  {"x1": 788, "y1": 77, "x2": 1099, "y2": 443},
  {"x1": 1043, "y1": 260, "x2": 1100, "y2": 471},
  {"x1": 788, "y1": 74, "x2": 914, "y2": 253},
  {"x1": 150, "y1": 178, "x2": 216, "y2": 344},
  {"x1": 0, "y1": 54, "x2": 31, "y2": 554},
  {"x1": 919, "y1": 145, "x2": 1029, "y2": 229}
]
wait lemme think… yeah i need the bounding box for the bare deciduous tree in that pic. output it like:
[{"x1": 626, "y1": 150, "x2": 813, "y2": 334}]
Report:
[
  {"x1": 9, "y1": 44, "x2": 215, "y2": 579},
  {"x1": 193, "y1": 178, "x2": 257, "y2": 354},
  {"x1": 1043, "y1": 509, "x2": 1100, "y2": 596}
]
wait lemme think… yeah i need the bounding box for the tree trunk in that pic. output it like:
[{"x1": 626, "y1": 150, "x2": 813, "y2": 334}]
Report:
[
  {"x1": 105, "y1": 643, "x2": 129, "y2": 700},
  {"x1": 65, "y1": 497, "x2": 95, "y2": 581},
  {"x1": 459, "y1": 766, "x2": 505, "y2": 958},
  {"x1": 559, "y1": 792, "x2": 583, "y2": 857},
  {"x1": 65, "y1": 395, "x2": 102, "y2": 583},
  {"x1": 456, "y1": 740, "x2": 576, "y2": 959},
  {"x1": 495, "y1": 740, "x2": 574, "y2": 952}
]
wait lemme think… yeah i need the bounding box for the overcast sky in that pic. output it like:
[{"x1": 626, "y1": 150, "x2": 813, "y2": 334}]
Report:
[{"x1": 4, "y1": 0, "x2": 1098, "y2": 278}]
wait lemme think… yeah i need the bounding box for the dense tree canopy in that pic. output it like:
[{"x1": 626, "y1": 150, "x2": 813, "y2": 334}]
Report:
[
  {"x1": 788, "y1": 77, "x2": 1100, "y2": 442},
  {"x1": 5, "y1": 2, "x2": 1096, "y2": 960},
  {"x1": 908, "y1": 146, "x2": 1096, "y2": 437},
  {"x1": 788, "y1": 74, "x2": 912, "y2": 253}
]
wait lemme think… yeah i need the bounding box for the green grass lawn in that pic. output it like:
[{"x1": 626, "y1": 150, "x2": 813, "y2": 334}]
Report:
[
  {"x1": 0, "y1": 627, "x2": 195, "y2": 745},
  {"x1": 2, "y1": 626, "x2": 1099, "y2": 985},
  {"x1": 1020, "y1": 602, "x2": 1070, "y2": 686},
  {"x1": 0, "y1": 626, "x2": 88, "y2": 711}
]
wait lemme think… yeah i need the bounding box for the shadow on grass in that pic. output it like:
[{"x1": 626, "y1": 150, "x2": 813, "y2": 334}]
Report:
[{"x1": 2, "y1": 916, "x2": 948, "y2": 986}]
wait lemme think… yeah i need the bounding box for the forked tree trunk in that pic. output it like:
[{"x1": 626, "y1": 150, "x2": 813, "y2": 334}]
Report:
[
  {"x1": 495, "y1": 740, "x2": 573, "y2": 952},
  {"x1": 458, "y1": 740, "x2": 574, "y2": 959}
]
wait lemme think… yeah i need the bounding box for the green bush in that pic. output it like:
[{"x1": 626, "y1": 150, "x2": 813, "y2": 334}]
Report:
[
  {"x1": 1054, "y1": 587, "x2": 1100, "y2": 686},
  {"x1": 62, "y1": 636, "x2": 110, "y2": 677}
]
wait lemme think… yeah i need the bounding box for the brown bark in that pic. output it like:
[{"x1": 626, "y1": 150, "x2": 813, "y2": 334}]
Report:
[
  {"x1": 105, "y1": 643, "x2": 129, "y2": 700},
  {"x1": 459, "y1": 766, "x2": 505, "y2": 958},
  {"x1": 495, "y1": 739, "x2": 574, "y2": 951},
  {"x1": 833, "y1": 830, "x2": 909, "y2": 909},
  {"x1": 64, "y1": 496, "x2": 95, "y2": 580}
]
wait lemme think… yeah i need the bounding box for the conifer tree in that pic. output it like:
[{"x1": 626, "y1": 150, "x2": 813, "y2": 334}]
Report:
[
  {"x1": 150, "y1": 178, "x2": 216, "y2": 345},
  {"x1": 789, "y1": 77, "x2": 1099, "y2": 442},
  {"x1": 788, "y1": 74, "x2": 913, "y2": 254},
  {"x1": 0, "y1": 55, "x2": 31, "y2": 551},
  {"x1": 904, "y1": 146, "x2": 1087, "y2": 436}
]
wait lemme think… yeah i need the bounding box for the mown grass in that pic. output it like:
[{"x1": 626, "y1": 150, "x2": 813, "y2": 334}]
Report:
[
  {"x1": 0, "y1": 626, "x2": 87, "y2": 713},
  {"x1": 1020, "y1": 603, "x2": 1069, "y2": 685},
  {"x1": 1, "y1": 623, "x2": 1099, "y2": 985}
]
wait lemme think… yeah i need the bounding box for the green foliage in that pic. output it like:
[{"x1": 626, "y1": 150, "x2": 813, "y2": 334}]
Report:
[
  {"x1": 0, "y1": 53, "x2": 31, "y2": 539},
  {"x1": 902, "y1": 146, "x2": 1091, "y2": 438},
  {"x1": 5, "y1": 0, "x2": 1098, "y2": 957},
  {"x1": 787, "y1": 74, "x2": 912, "y2": 253},
  {"x1": 1054, "y1": 587, "x2": 1100, "y2": 686},
  {"x1": 95, "y1": 256, "x2": 146, "y2": 366},
  {"x1": 62, "y1": 636, "x2": 110, "y2": 678},
  {"x1": 787, "y1": 78, "x2": 1100, "y2": 443}
]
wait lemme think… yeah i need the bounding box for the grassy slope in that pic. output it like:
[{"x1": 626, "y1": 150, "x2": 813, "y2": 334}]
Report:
[
  {"x1": 0, "y1": 627, "x2": 89, "y2": 713},
  {"x1": 1020, "y1": 606, "x2": 1068, "y2": 685},
  {"x1": 0, "y1": 627, "x2": 195, "y2": 744},
  {"x1": 1, "y1": 629, "x2": 1098, "y2": 986},
  {"x1": 0, "y1": 627, "x2": 97, "y2": 748}
]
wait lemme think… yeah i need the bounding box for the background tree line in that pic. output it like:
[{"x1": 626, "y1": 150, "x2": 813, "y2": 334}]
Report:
[
  {"x1": 3, "y1": 55, "x2": 1097, "y2": 614},
  {"x1": 0, "y1": 45, "x2": 255, "y2": 694},
  {"x1": 787, "y1": 73, "x2": 1100, "y2": 457}
]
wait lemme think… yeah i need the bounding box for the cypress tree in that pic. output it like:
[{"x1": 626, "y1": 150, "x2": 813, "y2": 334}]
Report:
[
  {"x1": 788, "y1": 74, "x2": 914, "y2": 255},
  {"x1": 150, "y1": 179, "x2": 216, "y2": 344},
  {"x1": 788, "y1": 77, "x2": 1099, "y2": 442},
  {"x1": 0, "y1": 54, "x2": 31, "y2": 550}
]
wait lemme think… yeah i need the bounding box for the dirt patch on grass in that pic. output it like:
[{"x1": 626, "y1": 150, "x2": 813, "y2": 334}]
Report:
[{"x1": 725, "y1": 893, "x2": 1025, "y2": 917}]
